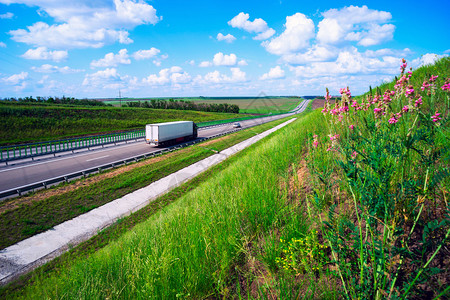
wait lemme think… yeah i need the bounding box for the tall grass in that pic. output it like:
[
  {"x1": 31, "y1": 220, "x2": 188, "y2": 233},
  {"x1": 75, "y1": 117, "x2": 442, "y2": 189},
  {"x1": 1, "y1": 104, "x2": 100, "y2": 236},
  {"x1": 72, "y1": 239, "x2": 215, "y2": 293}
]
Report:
[
  {"x1": 306, "y1": 58, "x2": 449, "y2": 298},
  {"x1": 10, "y1": 110, "x2": 323, "y2": 299}
]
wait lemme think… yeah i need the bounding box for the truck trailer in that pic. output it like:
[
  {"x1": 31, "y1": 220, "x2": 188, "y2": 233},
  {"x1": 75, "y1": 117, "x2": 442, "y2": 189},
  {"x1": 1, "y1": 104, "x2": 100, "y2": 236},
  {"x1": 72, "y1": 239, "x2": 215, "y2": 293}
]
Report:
[{"x1": 145, "y1": 121, "x2": 198, "y2": 146}]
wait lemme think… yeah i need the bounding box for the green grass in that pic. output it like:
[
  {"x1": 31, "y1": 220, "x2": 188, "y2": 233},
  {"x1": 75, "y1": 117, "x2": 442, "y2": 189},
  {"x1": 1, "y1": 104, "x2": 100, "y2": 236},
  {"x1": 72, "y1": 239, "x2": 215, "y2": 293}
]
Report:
[
  {"x1": 2, "y1": 108, "x2": 327, "y2": 299},
  {"x1": 0, "y1": 102, "x2": 241, "y2": 145},
  {"x1": 105, "y1": 97, "x2": 301, "y2": 114},
  {"x1": 0, "y1": 117, "x2": 291, "y2": 250}
]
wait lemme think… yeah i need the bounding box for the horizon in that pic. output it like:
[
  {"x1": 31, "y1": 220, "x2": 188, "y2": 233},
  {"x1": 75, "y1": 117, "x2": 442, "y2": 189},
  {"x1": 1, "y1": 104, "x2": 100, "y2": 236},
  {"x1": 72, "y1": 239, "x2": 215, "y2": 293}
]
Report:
[{"x1": 0, "y1": 0, "x2": 449, "y2": 98}]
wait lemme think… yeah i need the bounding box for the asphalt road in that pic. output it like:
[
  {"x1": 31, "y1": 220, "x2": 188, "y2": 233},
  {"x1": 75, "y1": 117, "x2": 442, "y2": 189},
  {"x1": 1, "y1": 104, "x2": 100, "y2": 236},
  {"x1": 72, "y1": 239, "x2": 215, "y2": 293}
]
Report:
[{"x1": 0, "y1": 100, "x2": 309, "y2": 193}]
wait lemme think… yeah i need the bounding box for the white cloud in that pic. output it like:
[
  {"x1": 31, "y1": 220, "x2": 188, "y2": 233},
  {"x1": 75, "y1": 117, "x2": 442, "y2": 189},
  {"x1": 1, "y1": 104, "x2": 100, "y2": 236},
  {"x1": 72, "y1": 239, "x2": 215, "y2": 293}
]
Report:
[
  {"x1": 281, "y1": 45, "x2": 337, "y2": 65},
  {"x1": 0, "y1": 12, "x2": 13, "y2": 19},
  {"x1": 289, "y1": 47, "x2": 400, "y2": 78},
  {"x1": 238, "y1": 59, "x2": 248, "y2": 66},
  {"x1": 213, "y1": 52, "x2": 237, "y2": 66},
  {"x1": 263, "y1": 13, "x2": 315, "y2": 55},
  {"x1": 132, "y1": 48, "x2": 160, "y2": 60},
  {"x1": 260, "y1": 66, "x2": 285, "y2": 80},
  {"x1": 22, "y1": 47, "x2": 68, "y2": 62},
  {"x1": 411, "y1": 53, "x2": 449, "y2": 68},
  {"x1": 217, "y1": 33, "x2": 236, "y2": 43},
  {"x1": 31, "y1": 64, "x2": 84, "y2": 73},
  {"x1": 91, "y1": 49, "x2": 130, "y2": 68},
  {"x1": 316, "y1": 5, "x2": 394, "y2": 47},
  {"x1": 83, "y1": 67, "x2": 137, "y2": 90},
  {"x1": 2, "y1": 71, "x2": 28, "y2": 91},
  {"x1": 2, "y1": 71, "x2": 28, "y2": 85},
  {"x1": 8, "y1": 0, "x2": 161, "y2": 49},
  {"x1": 199, "y1": 61, "x2": 212, "y2": 67},
  {"x1": 228, "y1": 12, "x2": 275, "y2": 40},
  {"x1": 197, "y1": 68, "x2": 247, "y2": 84},
  {"x1": 0, "y1": 42, "x2": 6, "y2": 48},
  {"x1": 143, "y1": 66, "x2": 191, "y2": 86}
]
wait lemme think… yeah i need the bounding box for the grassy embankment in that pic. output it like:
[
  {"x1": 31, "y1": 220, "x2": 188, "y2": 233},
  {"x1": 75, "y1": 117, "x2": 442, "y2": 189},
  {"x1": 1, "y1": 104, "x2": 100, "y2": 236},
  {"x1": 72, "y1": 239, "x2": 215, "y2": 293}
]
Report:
[
  {"x1": 106, "y1": 97, "x2": 301, "y2": 114},
  {"x1": 0, "y1": 117, "x2": 291, "y2": 250},
  {"x1": 0, "y1": 102, "x2": 241, "y2": 145},
  {"x1": 3, "y1": 58, "x2": 449, "y2": 299}
]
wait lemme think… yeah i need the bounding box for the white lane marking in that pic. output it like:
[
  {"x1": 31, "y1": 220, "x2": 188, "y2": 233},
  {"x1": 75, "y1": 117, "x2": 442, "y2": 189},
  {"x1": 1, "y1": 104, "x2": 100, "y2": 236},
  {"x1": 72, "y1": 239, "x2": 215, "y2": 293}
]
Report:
[
  {"x1": 0, "y1": 142, "x2": 151, "y2": 173},
  {"x1": 86, "y1": 155, "x2": 110, "y2": 162}
]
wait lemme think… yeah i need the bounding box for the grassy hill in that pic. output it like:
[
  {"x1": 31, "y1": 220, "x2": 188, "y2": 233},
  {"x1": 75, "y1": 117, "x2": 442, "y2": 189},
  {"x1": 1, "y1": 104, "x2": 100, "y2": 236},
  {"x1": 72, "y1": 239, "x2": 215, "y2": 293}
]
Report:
[
  {"x1": 2, "y1": 58, "x2": 449, "y2": 298},
  {"x1": 0, "y1": 102, "x2": 242, "y2": 145}
]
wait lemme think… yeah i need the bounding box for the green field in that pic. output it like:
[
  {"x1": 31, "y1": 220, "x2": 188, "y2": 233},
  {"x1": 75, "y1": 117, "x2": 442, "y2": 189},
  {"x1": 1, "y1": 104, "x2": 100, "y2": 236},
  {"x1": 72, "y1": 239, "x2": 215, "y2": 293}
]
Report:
[
  {"x1": 105, "y1": 97, "x2": 301, "y2": 114},
  {"x1": 1, "y1": 59, "x2": 449, "y2": 298},
  {"x1": 0, "y1": 103, "x2": 242, "y2": 145}
]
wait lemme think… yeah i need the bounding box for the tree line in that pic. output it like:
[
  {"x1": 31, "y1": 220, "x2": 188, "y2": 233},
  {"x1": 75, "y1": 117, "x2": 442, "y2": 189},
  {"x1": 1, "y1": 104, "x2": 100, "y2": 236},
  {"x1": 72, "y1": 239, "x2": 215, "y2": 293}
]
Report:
[
  {"x1": 1, "y1": 96, "x2": 109, "y2": 107},
  {"x1": 125, "y1": 99, "x2": 240, "y2": 113}
]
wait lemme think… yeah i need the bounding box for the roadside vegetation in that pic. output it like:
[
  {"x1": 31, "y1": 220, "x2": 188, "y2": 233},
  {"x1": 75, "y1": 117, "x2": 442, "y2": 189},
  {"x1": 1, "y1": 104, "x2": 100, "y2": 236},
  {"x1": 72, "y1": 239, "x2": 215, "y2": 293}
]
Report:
[
  {"x1": 108, "y1": 96, "x2": 301, "y2": 114},
  {"x1": 1, "y1": 58, "x2": 448, "y2": 299},
  {"x1": 0, "y1": 117, "x2": 290, "y2": 250},
  {"x1": 125, "y1": 99, "x2": 240, "y2": 114},
  {"x1": 0, "y1": 103, "x2": 241, "y2": 145}
]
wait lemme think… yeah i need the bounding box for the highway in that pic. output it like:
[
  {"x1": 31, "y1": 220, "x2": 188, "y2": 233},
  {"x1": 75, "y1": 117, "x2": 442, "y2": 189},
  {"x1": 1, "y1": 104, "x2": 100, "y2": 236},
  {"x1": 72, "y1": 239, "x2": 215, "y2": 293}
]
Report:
[{"x1": 0, "y1": 100, "x2": 309, "y2": 194}]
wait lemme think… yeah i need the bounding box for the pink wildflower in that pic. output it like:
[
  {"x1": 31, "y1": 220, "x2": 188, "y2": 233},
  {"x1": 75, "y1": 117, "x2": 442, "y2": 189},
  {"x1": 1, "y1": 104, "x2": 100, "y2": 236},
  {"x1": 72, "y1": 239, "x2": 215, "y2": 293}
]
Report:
[
  {"x1": 389, "y1": 116, "x2": 398, "y2": 124},
  {"x1": 351, "y1": 151, "x2": 358, "y2": 159},
  {"x1": 441, "y1": 83, "x2": 450, "y2": 91},
  {"x1": 321, "y1": 107, "x2": 328, "y2": 114},
  {"x1": 374, "y1": 107, "x2": 382, "y2": 114},
  {"x1": 405, "y1": 86, "x2": 414, "y2": 97},
  {"x1": 415, "y1": 97, "x2": 423, "y2": 107},
  {"x1": 402, "y1": 105, "x2": 409, "y2": 112},
  {"x1": 430, "y1": 75, "x2": 438, "y2": 82},
  {"x1": 421, "y1": 81, "x2": 431, "y2": 91},
  {"x1": 349, "y1": 125, "x2": 355, "y2": 130},
  {"x1": 431, "y1": 111, "x2": 442, "y2": 123}
]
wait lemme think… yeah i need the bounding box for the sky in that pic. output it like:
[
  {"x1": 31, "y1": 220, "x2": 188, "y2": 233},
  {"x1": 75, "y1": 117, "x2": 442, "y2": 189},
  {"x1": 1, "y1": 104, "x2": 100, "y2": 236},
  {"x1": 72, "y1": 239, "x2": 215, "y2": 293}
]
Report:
[{"x1": 0, "y1": 0, "x2": 449, "y2": 98}]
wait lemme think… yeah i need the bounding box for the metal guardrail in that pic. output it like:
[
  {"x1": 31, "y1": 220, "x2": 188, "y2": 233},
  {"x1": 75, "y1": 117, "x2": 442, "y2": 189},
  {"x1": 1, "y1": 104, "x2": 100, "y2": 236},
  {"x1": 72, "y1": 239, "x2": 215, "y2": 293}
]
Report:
[
  {"x1": 0, "y1": 115, "x2": 283, "y2": 163},
  {"x1": 0, "y1": 100, "x2": 310, "y2": 199},
  {"x1": 0, "y1": 127, "x2": 246, "y2": 200},
  {"x1": 0, "y1": 130, "x2": 145, "y2": 163}
]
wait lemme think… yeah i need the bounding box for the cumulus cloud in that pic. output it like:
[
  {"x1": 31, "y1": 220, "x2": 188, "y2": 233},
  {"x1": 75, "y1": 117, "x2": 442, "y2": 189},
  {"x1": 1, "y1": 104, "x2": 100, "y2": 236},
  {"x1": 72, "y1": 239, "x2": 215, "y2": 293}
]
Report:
[
  {"x1": 91, "y1": 49, "x2": 131, "y2": 68},
  {"x1": 317, "y1": 5, "x2": 394, "y2": 47},
  {"x1": 199, "y1": 52, "x2": 244, "y2": 67},
  {"x1": 22, "y1": 47, "x2": 68, "y2": 62},
  {"x1": 198, "y1": 67, "x2": 247, "y2": 84},
  {"x1": 228, "y1": 12, "x2": 275, "y2": 40},
  {"x1": 8, "y1": 0, "x2": 161, "y2": 49},
  {"x1": 31, "y1": 64, "x2": 84, "y2": 73},
  {"x1": 213, "y1": 52, "x2": 237, "y2": 66},
  {"x1": 0, "y1": 12, "x2": 13, "y2": 19},
  {"x1": 260, "y1": 66, "x2": 285, "y2": 80},
  {"x1": 2, "y1": 71, "x2": 28, "y2": 91},
  {"x1": 199, "y1": 61, "x2": 212, "y2": 67},
  {"x1": 143, "y1": 66, "x2": 191, "y2": 86},
  {"x1": 83, "y1": 67, "x2": 137, "y2": 90},
  {"x1": 263, "y1": 13, "x2": 315, "y2": 55},
  {"x1": 0, "y1": 42, "x2": 6, "y2": 48},
  {"x1": 217, "y1": 33, "x2": 236, "y2": 43},
  {"x1": 289, "y1": 47, "x2": 400, "y2": 78},
  {"x1": 411, "y1": 53, "x2": 449, "y2": 68},
  {"x1": 132, "y1": 47, "x2": 160, "y2": 60},
  {"x1": 281, "y1": 45, "x2": 337, "y2": 65}
]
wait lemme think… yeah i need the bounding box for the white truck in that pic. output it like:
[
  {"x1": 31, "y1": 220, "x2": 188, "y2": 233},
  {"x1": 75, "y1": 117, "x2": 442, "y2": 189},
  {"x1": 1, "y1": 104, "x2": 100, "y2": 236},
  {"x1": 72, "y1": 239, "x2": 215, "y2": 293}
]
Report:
[{"x1": 145, "y1": 121, "x2": 198, "y2": 146}]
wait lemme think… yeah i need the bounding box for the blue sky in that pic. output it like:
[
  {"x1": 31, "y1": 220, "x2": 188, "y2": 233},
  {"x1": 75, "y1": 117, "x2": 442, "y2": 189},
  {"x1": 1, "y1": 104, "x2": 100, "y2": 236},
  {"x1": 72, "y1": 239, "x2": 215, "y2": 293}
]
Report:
[{"x1": 0, "y1": 0, "x2": 449, "y2": 98}]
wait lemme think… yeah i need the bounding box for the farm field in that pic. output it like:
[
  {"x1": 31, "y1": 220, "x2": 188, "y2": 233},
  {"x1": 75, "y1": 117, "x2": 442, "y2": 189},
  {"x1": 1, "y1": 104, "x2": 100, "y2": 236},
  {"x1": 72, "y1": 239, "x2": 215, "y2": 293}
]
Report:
[
  {"x1": 104, "y1": 96, "x2": 302, "y2": 114},
  {"x1": 3, "y1": 58, "x2": 448, "y2": 299},
  {"x1": 0, "y1": 103, "x2": 242, "y2": 146}
]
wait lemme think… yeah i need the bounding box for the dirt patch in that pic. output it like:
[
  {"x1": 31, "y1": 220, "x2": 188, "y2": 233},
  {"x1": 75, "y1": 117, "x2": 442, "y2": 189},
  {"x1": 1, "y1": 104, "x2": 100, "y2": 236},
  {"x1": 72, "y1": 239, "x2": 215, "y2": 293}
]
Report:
[
  {"x1": 198, "y1": 135, "x2": 230, "y2": 147},
  {"x1": 0, "y1": 151, "x2": 180, "y2": 214},
  {"x1": 311, "y1": 99, "x2": 337, "y2": 110}
]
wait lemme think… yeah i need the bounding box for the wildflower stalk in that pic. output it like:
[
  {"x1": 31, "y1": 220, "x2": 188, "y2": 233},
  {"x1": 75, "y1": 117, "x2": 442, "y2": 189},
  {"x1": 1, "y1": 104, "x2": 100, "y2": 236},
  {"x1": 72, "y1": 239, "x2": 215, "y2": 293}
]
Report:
[
  {"x1": 401, "y1": 227, "x2": 450, "y2": 299},
  {"x1": 348, "y1": 184, "x2": 365, "y2": 291}
]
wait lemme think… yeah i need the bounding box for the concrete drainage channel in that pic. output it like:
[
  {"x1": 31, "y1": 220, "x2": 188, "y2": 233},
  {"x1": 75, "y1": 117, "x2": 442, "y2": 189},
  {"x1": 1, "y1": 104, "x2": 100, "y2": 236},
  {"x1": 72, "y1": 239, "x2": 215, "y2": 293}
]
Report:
[{"x1": 0, "y1": 118, "x2": 296, "y2": 285}]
